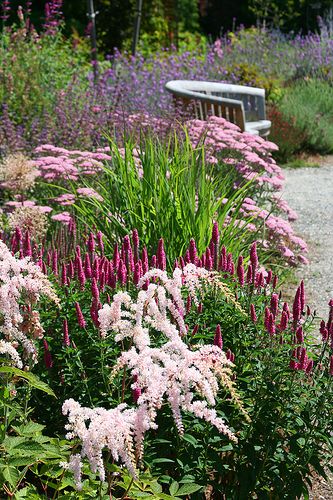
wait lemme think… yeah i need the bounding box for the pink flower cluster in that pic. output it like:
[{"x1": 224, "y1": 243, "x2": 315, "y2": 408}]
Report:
[
  {"x1": 63, "y1": 264, "x2": 241, "y2": 486},
  {"x1": 32, "y1": 144, "x2": 112, "y2": 181},
  {"x1": 0, "y1": 240, "x2": 58, "y2": 368}
]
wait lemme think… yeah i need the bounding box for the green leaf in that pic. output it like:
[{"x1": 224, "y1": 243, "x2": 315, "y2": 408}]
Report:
[
  {"x1": 297, "y1": 438, "x2": 306, "y2": 447},
  {"x1": 0, "y1": 367, "x2": 56, "y2": 397},
  {"x1": 182, "y1": 434, "x2": 199, "y2": 447},
  {"x1": 176, "y1": 483, "x2": 203, "y2": 496},
  {"x1": 1, "y1": 464, "x2": 20, "y2": 487},
  {"x1": 12, "y1": 422, "x2": 45, "y2": 436},
  {"x1": 151, "y1": 458, "x2": 175, "y2": 464},
  {"x1": 169, "y1": 480, "x2": 179, "y2": 496}
]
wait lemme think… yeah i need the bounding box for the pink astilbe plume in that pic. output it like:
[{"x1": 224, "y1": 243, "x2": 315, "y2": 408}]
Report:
[
  {"x1": 63, "y1": 264, "x2": 244, "y2": 486},
  {"x1": 0, "y1": 240, "x2": 58, "y2": 368}
]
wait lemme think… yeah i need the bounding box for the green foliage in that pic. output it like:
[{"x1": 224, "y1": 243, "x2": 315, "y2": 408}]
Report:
[
  {"x1": 276, "y1": 79, "x2": 333, "y2": 156},
  {"x1": 0, "y1": 23, "x2": 90, "y2": 132},
  {"x1": 48, "y1": 133, "x2": 255, "y2": 265}
]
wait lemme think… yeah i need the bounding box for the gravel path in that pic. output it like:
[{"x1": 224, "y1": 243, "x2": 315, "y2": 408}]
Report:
[
  {"x1": 282, "y1": 159, "x2": 333, "y2": 319},
  {"x1": 282, "y1": 159, "x2": 333, "y2": 500}
]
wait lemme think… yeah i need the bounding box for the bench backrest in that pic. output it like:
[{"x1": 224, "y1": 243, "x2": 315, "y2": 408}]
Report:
[{"x1": 165, "y1": 80, "x2": 267, "y2": 131}]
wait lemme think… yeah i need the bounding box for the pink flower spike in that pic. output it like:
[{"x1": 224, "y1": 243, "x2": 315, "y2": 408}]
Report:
[
  {"x1": 214, "y1": 325, "x2": 223, "y2": 350},
  {"x1": 87, "y1": 233, "x2": 95, "y2": 254},
  {"x1": 132, "y1": 229, "x2": 139, "y2": 262},
  {"x1": 306, "y1": 359, "x2": 313, "y2": 374},
  {"x1": 133, "y1": 262, "x2": 141, "y2": 286},
  {"x1": 266, "y1": 270, "x2": 272, "y2": 285},
  {"x1": 23, "y1": 231, "x2": 32, "y2": 257},
  {"x1": 268, "y1": 313, "x2": 276, "y2": 335},
  {"x1": 270, "y1": 293, "x2": 279, "y2": 317},
  {"x1": 272, "y1": 275, "x2": 278, "y2": 289},
  {"x1": 91, "y1": 278, "x2": 100, "y2": 301},
  {"x1": 157, "y1": 238, "x2": 166, "y2": 271},
  {"x1": 97, "y1": 231, "x2": 104, "y2": 254},
  {"x1": 186, "y1": 295, "x2": 192, "y2": 314},
  {"x1": 296, "y1": 326, "x2": 304, "y2": 344},
  {"x1": 61, "y1": 263, "x2": 67, "y2": 286},
  {"x1": 189, "y1": 239, "x2": 198, "y2": 265},
  {"x1": 113, "y1": 244, "x2": 120, "y2": 269},
  {"x1": 246, "y1": 264, "x2": 253, "y2": 284},
  {"x1": 237, "y1": 256, "x2": 244, "y2": 286},
  {"x1": 250, "y1": 304, "x2": 257, "y2": 323},
  {"x1": 43, "y1": 339, "x2": 53, "y2": 369},
  {"x1": 52, "y1": 250, "x2": 58, "y2": 276},
  {"x1": 293, "y1": 287, "x2": 301, "y2": 324},
  {"x1": 212, "y1": 221, "x2": 219, "y2": 244},
  {"x1": 279, "y1": 311, "x2": 288, "y2": 331},
  {"x1": 300, "y1": 280, "x2": 305, "y2": 313},
  {"x1": 250, "y1": 242, "x2": 258, "y2": 274},
  {"x1": 84, "y1": 253, "x2": 92, "y2": 278},
  {"x1": 75, "y1": 302, "x2": 86, "y2": 329},
  {"x1": 63, "y1": 319, "x2": 70, "y2": 347}
]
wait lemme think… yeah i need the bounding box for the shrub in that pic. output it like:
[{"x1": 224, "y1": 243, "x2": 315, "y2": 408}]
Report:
[{"x1": 275, "y1": 79, "x2": 333, "y2": 155}]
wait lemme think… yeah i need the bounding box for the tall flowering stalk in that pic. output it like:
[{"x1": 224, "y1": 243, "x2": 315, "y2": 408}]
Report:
[{"x1": 63, "y1": 264, "x2": 246, "y2": 486}]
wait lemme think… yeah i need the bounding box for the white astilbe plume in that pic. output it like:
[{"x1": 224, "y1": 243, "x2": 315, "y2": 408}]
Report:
[
  {"x1": 0, "y1": 240, "x2": 58, "y2": 368},
  {"x1": 63, "y1": 264, "x2": 244, "y2": 486}
]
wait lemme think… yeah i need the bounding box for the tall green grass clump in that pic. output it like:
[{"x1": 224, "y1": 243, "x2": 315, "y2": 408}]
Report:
[
  {"x1": 62, "y1": 133, "x2": 254, "y2": 265},
  {"x1": 276, "y1": 80, "x2": 333, "y2": 155}
]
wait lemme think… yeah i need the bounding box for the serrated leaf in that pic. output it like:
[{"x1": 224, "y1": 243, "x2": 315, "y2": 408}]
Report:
[
  {"x1": 1, "y1": 465, "x2": 20, "y2": 487},
  {"x1": 176, "y1": 483, "x2": 203, "y2": 496},
  {"x1": 2, "y1": 436, "x2": 26, "y2": 451},
  {"x1": 12, "y1": 421, "x2": 45, "y2": 436},
  {"x1": 0, "y1": 367, "x2": 55, "y2": 397}
]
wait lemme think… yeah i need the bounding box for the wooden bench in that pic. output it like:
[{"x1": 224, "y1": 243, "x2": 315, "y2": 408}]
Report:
[{"x1": 165, "y1": 80, "x2": 271, "y2": 137}]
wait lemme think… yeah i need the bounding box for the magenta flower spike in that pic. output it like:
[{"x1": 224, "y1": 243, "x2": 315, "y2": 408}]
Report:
[
  {"x1": 63, "y1": 319, "x2": 70, "y2": 347},
  {"x1": 192, "y1": 324, "x2": 199, "y2": 336},
  {"x1": 142, "y1": 246, "x2": 148, "y2": 272},
  {"x1": 157, "y1": 238, "x2": 166, "y2": 271},
  {"x1": 197, "y1": 303, "x2": 203, "y2": 313},
  {"x1": 300, "y1": 280, "x2": 305, "y2": 313},
  {"x1": 184, "y1": 249, "x2": 191, "y2": 264},
  {"x1": 42, "y1": 261, "x2": 47, "y2": 275},
  {"x1": 272, "y1": 275, "x2": 278, "y2": 289},
  {"x1": 92, "y1": 257, "x2": 100, "y2": 281},
  {"x1": 221, "y1": 245, "x2": 227, "y2": 271},
  {"x1": 133, "y1": 262, "x2": 141, "y2": 286},
  {"x1": 132, "y1": 229, "x2": 140, "y2": 263},
  {"x1": 279, "y1": 310, "x2": 288, "y2": 331},
  {"x1": 117, "y1": 259, "x2": 127, "y2": 285},
  {"x1": 264, "y1": 306, "x2": 270, "y2": 330},
  {"x1": 250, "y1": 241, "x2": 258, "y2": 274},
  {"x1": 97, "y1": 231, "x2": 104, "y2": 254},
  {"x1": 214, "y1": 324, "x2": 223, "y2": 349},
  {"x1": 91, "y1": 278, "x2": 100, "y2": 301},
  {"x1": 292, "y1": 287, "x2": 301, "y2": 325},
  {"x1": 43, "y1": 339, "x2": 53, "y2": 368},
  {"x1": 23, "y1": 231, "x2": 32, "y2": 257},
  {"x1": 52, "y1": 250, "x2": 58, "y2": 276},
  {"x1": 226, "y1": 349, "x2": 235, "y2": 363},
  {"x1": 296, "y1": 326, "x2": 304, "y2": 344},
  {"x1": 123, "y1": 235, "x2": 134, "y2": 272},
  {"x1": 77, "y1": 256, "x2": 86, "y2": 290},
  {"x1": 237, "y1": 256, "x2": 244, "y2": 286},
  {"x1": 67, "y1": 260, "x2": 75, "y2": 279},
  {"x1": 266, "y1": 270, "x2": 272, "y2": 285},
  {"x1": 132, "y1": 375, "x2": 142, "y2": 403},
  {"x1": 113, "y1": 244, "x2": 120, "y2": 269},
  {"x1": 75, "y1": 245, "x2": 81, "y2": 258},
  {"x1": 212, "y1": 221, "x2": 219, "y2": 244},
  {"x1": 84, "y1": 253, "x2": 92, "y2": 278},
  {"x1": 250, "y1": 304, "x2": 257, "y2": 323},
  {"x1": 87, "y1": 233, "x2": 95, "y2": 254},
  {"x1": 270, "y1": 293, "x2": 279, "y2": 317},
  {"x1": 186, "y1": 295, "x2": 192, "y2": 314},
  {"x1": 75, "y1": 302, "x2": 86, "y2": 329},
  {"x1": 306, "y1": 359, "x2": 313, "y2": 374},
  {"x1": 246, "y1": 264, "x2": 253, "y2": 284},
  {"x1": 189, "y1": 238, "x2": 198, "y2": 265},
  {"x1": 268, "y1": 313, "x2": 276, "y2": 335},
  {"x1": 151, "y1": 254, "x2": 157, "y2": 268},
  {"x1": 61, "y1": 263, "x2": 67, "y2": 286}
]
